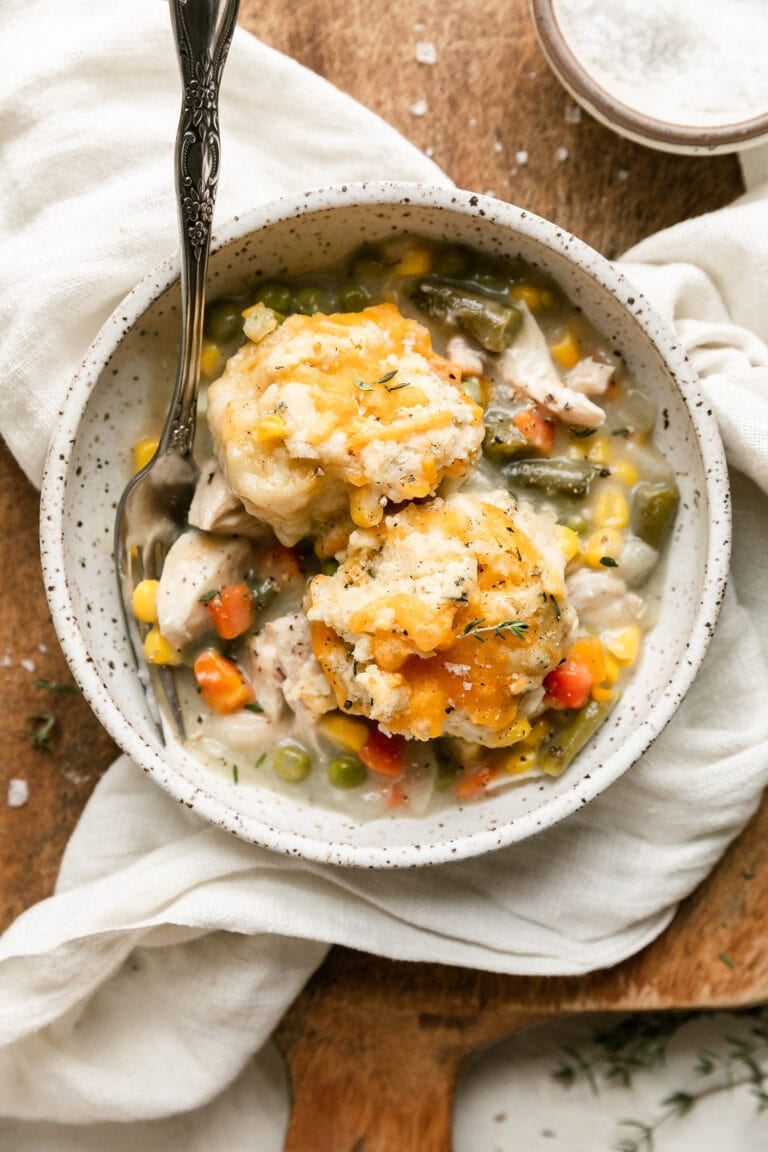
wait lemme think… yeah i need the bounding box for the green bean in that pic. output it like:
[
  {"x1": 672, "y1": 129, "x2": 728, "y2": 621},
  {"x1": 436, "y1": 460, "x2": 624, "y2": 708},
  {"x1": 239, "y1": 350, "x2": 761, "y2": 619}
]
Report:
[
  {"x1": 273, "y1": 742, "x2": 312, "y2": 783},
  {"x1": 503, "y1": 457, "x2": 598, "y2": 499},
  {"x1": 327, "y1": 755, "x2": 367, "y2": 789},
  {"x1": 204, "y1": 298, "x2": 243, "y2": 344},
  {"x1": 630, "y1": 480, "x2": 679, "y2": 549},
  {"x1": 410, "y1": 279, "x2": 523, "y2": 352},
  {"x1": 482, "y1": 408, "x2": 528, "y2": 462},
  {"x1": 433, "y1": 738, "x2": 460, "y2": 790},
  {"x1": 256, "y1": 282, "x2": 292, "y2": 313},
  {"x1": 538, "y1": 698, "x2": 616, "y2": 777}
]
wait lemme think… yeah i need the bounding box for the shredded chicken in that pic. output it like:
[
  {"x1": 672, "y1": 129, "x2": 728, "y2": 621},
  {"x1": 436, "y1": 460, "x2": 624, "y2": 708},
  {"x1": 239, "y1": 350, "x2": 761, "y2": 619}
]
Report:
[
  {"x1": 188, "y1": 458, "x2": 271, "y2": 538},
  {"x1": 245, "y1": 612, "x2": 334, "y2": 724},
  {"x1": 565, "y1": 567, "x2": 643, "y2": 632},
  {"x1": 497, "y1": 303, "x2": 606, "y2": 427},
  {"x1": 156, "y1": 530, "x2": 255, "y2": 650},
  {"x1": 565, "y1": 356, "x2": 614, "y2": 396}
]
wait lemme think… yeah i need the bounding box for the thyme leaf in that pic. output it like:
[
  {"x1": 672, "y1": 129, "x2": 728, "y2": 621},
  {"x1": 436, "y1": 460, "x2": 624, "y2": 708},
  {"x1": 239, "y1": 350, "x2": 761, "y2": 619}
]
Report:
[
  {"x1": 26, "y1": 714, "x2": 57, "y2": 752},
  {"x1": 460, "y1": 617, "x2": 530, "y2": 642},
  {"x1": 32, "y1": 678, "x2": 79, "y2": 695}
]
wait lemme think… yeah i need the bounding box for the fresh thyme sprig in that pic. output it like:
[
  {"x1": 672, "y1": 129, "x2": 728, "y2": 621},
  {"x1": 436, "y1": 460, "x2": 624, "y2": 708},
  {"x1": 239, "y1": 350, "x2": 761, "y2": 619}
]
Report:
[
  {"x1": 353, "y1": 370, "x2": 411, "y2": 392},
  {"x1": 551, "y1": 1007, "x2": 768, "y2": 1152},
  {"x1": 25, "y1": 714, "x2": 57, "y2": 752},
  {"x1": 32, "y1": 677, "x2": 79, "y2": 694},
  {"x1": 460, "y1": 617, "x2": 530, "y2": 642}
]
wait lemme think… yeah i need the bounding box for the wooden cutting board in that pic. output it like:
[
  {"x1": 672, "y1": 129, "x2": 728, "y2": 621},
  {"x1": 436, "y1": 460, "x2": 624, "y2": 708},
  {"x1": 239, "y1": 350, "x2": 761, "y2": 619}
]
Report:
[{"x1": 0, "y1": 2, "x2": 762, "y2": 1148}]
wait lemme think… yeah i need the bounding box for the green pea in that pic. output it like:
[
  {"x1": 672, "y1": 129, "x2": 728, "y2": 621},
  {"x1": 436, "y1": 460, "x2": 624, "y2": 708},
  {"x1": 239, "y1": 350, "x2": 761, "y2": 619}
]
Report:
[
  {"x1": 434, "y1": 245, "x2": 472, "y2": 278},
  {"x1": 339, "y1": 283, "x2": 372, "y2": 311},
  {"x1": 327, "y1": 755, "x2": 367, "y2": 789},
  {"x1": 256, "y1": 282, "x2": 292, "y2": 313},
  {"x1": 294, "y1": 286, "x2": 334, "y2": 316},
  {"x1": 630, "y1": 481, "x2": 680, "y2": 549},
  {"x1": 273, "y1": 742, "x2": 312, "y2": 783},
  {"x1": 204, "y1": 299, "x2": 243, "y2": 344}
]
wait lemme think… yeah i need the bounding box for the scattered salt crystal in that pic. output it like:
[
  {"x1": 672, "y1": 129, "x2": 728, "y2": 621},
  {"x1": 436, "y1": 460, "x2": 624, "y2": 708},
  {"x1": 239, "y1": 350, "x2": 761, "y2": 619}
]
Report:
[
  {"x1": 409, "y1": 99, "x2": 428, "y2": 117},
  {"x1": 38, "y1": 643, "x2": 48, "y2": 654},
  {"x1": 413, "y1": 20, "x2": 425, "y2": 32},
  {"x1": 527, "y1": 70, "x2": 538, "y2": 80},
  {"x1": 425, "y1": 145, "x2": 435, "y2": 158},
  {"x1": 20, "y1": 658, "x2": 35, "y2": 673},
  {"x1": 7, "y1": 779, "x2": 29, "y2": 808},
  {"x1": 484, "y1": 189, "x2": 497, "y2": 198},
  {"x1": 469, "y1": 116, "x2": 478, "y2": 128},
  {"x1": 556, "y1": 145, "x2": 570, "y2": 162},
  {"x1": 493, "y1": 140, "x2": 503, "y2": 154},
  {"x1": 415, "y1": 40, "x2": 437, "y2": 65},
  {"x1": 515, "y1": 150, "x2": 529, "y2": 166},
  {"x1": 565, "y1": 103, "x2": 582, "y2": 124},
  {"x1": 0, "y1": 651, "x2": 11, "y2": 668},
  {"x1": 617, "y1": 168, "x2": 629, "y2": 181}
]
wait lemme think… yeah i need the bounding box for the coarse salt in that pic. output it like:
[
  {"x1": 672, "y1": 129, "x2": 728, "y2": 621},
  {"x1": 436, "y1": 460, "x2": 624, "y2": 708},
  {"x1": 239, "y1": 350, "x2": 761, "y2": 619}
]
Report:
[
  {"x1": 415, "y1": 40, "x2": 437, "y2": 66},
  {"x1": 515, "y1": 150, "x2": 529, "y2": 166},
  {"x1": 409, "y1": 99, "x2": 428, "y2": 117},
  {"x1": 7, "y1": 779, "x2": 29, "y2": 808},
  {"x1": 553, "y1": 0, "x2": 768, "y2": 128},
  {"x1": 20, "y1": 658, "x2": 35, "y2": 672},
  {"x1": 555, "y1": 146, "x2": 570, "y2": 162}
]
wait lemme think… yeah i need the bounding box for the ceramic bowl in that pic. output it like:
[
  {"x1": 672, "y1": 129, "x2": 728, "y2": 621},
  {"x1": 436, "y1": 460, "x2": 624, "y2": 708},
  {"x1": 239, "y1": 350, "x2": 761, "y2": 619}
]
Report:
[
  {"x1": 531, "y1": 0, "x2": 768, "y2": 156},
  {"x1": 39, "y1": 182, "x2": 730, "y2": 867}
]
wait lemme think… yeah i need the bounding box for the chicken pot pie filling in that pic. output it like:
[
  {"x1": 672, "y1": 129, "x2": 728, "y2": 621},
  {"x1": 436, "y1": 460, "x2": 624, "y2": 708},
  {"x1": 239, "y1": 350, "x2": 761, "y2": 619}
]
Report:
[{"x1": 130, "y1": 237, "x2": 679, "y2": 816}]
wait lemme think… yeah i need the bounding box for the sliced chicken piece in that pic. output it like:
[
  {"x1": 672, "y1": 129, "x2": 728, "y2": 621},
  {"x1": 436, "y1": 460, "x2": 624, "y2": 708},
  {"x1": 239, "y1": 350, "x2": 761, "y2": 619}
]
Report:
[
  {"x1": 245, "y1": 611, "x2": 334, "y2": 724},
  {"x1": 156, "y1": 529, "x2": 255, "y2": 650},
  {"x1": 497, "y1": 303, "x2": 606, "y2": 428},
  {"x1": 446, "y1": 333, "x2": 485, "y2": 377},
  {"x1": 565, "y1": 356, "x2": 614, "y2": 396},
  {"x1": 566, "y1": 566, "x2": 643, "y2": 632},
  {"x1": 188, "y1": 458, "x2": 271, "y2": 538}
]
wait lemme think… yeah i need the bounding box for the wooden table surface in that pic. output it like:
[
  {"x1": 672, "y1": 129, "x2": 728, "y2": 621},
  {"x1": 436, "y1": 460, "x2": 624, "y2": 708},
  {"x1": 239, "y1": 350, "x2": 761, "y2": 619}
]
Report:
[{"x1": 1, "y1": 2, "x2": 763, "y2": 1149}]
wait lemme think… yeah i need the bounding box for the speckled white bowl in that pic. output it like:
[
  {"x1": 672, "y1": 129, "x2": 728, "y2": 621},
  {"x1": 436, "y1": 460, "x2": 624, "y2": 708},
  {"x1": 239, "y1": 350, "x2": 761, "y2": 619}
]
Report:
[{"x1": 40, "y1": 182, "x2": 730, "y2": 867}]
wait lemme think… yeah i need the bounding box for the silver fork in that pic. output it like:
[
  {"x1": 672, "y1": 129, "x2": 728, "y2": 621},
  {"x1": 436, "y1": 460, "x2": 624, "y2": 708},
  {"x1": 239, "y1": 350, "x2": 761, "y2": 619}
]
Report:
[{"x1": 114, "y1": 0, "x2": 240, "y2": 738}]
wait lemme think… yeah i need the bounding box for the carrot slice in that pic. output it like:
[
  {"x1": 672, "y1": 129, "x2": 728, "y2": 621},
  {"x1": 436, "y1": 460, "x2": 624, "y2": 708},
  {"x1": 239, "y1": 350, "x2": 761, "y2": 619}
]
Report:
[
  {"x1": 455, "y1": 765, "x2": 497, "y2": 801},
  {"x1": 254, "y1": 543, "x2": 302, "y2": 585},
  {"x1": 193, "y1": 649, "x2": 254, "y2": 714},
  {"x1": 205, "y1": 583, "x2": 254, "y2": 640},
  {"x1": 513, "y1": 407, "x2": 555, "y2": 454},
  {"x1": 359, "y1": 727, "x2": 406, "y2": 777}
]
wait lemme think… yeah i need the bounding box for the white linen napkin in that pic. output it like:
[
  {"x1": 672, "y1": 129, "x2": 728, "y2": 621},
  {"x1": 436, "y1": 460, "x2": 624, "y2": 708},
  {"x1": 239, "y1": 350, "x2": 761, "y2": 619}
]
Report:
[{"x1": 2, "y1": 0, "x2": 768, "y2": 1145}]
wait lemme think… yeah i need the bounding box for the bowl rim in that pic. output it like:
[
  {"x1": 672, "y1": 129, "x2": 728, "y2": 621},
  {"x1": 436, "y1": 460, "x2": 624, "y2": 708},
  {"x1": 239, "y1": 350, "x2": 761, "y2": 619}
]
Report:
[
  {"x1": 530, "y1": 0, "x2": 768, "y2": 155},
  {"x1": 39, "y1": 180, "x2": 731, "y2": 867}
]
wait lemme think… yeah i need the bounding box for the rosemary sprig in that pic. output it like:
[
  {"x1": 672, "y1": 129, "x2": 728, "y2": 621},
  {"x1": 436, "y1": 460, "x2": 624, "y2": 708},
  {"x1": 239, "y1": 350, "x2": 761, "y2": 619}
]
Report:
[{"x1": 460, "y1": 617, "x2": 530, "y2": 642}]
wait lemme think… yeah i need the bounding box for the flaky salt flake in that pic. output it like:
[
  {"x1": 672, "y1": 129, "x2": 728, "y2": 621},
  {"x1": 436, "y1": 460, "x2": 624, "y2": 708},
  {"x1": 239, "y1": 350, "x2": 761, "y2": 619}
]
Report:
[
  {"x1": 425, "y1": 145, "x2": 435, "y2": 158},
  {"x1": 7, "y1": 779, "x2": 29, "y2": 808},
  {"x1": 565, "y1": 103, "x2": 582, "y2": 124},
  {"x1": 415, "y1": 40, "x2": 437, "y2": 65},
  {"x1": 409, "y1": 99, "x2": 428, "y2": 117},
  {"x1": 556, "y1": 146, "x2": 570, "y2": 162},
  {"x1": 413, "y1": 20, "x2": 425, "y2": 32},
  {"x1": 617, "y1": 168, "x2": 629, "y2": 182},
  {"x1": 0, "y1": 651, "x2": 11, "y2": 668},
  {"x1": 515, "y1": 150, "x2": 529, "y2": 166},
  {"x1": 493, "y1": 140, "x2": 503, "y2": 154},
  {"x1": 20, "y1": 658, "x2": 35, "y2": 673}
]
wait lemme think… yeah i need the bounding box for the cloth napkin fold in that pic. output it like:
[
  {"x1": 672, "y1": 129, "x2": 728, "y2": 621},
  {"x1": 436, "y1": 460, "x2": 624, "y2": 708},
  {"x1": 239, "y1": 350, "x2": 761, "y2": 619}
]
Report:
[{"x1": 2, "y1": 0, "x2": 768, "y2": 1145}]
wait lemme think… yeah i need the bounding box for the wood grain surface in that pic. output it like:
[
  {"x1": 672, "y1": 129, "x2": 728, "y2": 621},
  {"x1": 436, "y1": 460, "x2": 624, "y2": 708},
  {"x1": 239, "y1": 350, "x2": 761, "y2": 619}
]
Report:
[{"x1": 0, "y1": 2, "x2": 759, "y2": 1149}]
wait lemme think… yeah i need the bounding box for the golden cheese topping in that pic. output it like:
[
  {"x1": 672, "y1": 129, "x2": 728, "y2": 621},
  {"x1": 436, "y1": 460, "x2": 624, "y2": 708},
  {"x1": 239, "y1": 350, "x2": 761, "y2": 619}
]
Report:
[
  {"x1": 305, "y1": 490, "x2": 576, "y2": 744},
  {"x1": 205, "y1": 303, "x2": 484, "y2": 544}
]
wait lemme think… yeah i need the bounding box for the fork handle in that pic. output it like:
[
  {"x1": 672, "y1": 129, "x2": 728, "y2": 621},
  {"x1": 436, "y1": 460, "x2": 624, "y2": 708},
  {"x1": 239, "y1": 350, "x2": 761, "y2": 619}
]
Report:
[{"x1": 163, "y1": 0, "x2": 240, "y2": 458}]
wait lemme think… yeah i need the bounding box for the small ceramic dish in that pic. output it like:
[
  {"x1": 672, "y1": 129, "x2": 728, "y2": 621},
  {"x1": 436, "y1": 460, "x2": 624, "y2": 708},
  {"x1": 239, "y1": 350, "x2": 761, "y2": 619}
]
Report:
[
  {"x1": 39, "y1": 182, "x2": 730, "y2": 867},
  {"x1": 531, "y1": 0, "x2": 768, "y2": 156}
]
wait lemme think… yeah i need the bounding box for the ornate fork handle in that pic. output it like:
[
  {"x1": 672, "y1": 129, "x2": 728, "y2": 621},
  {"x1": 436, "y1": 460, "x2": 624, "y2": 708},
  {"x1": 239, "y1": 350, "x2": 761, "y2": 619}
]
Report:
[{"x1": 163, "y1": 0, "x2": 240, "y2": 459}]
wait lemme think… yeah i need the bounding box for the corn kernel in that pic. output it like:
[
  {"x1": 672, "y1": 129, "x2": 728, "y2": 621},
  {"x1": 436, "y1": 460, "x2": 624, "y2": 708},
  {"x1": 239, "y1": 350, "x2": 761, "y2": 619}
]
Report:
[
  {"x1": 131, "y1": 579, "x2": 160, "y2": 624},
  {"x1": 592, "y1": 686, "x2": 615, "y2": 703},
  {"x1": 522, "y1": 719, "x2": 550, "y2": 747},
  {"x1": 603, "y1": 652, "x2": 622, "y2": 686},
  {"x1": 143, "y1": 627, "x2": 182, "y2": 666},
  {"x1": 603, "y1": 625, "x2": 642, "y2": 665},
  {"x1": 132, "y1": 437, "x2": 158, "y2": 473},
  {"x1": 550, "y1": 330, "x2": 580, "y2": 370},
  {"x1": 594, "y1": 485, "x2": 629, "y2": 529},
  {"x1": 556, "y1": 524, "x2": 581, "y2": 563},
  {"x1": 200, "y1": 340, "x2": 224, "y2": 378},
  {"x1": 500, "y1": 747, "x2": 538, "y2": 775},
  {"x1": 611, "y1": 457, "x2": 640, "y2": 487},
  {"x1": 583, "y1": 527, "x2": 623, "y2": 568},
  {"x1": 511, "y1": 283, "x2": 543, "y2": 311},
  {"x1": 350, "y1": 486, "x2": 384, "y2": 527},
  {"x1": 498, "y1": 718, "x2": 532, "y2": 746},
  {"x1": 569, "y1": 635, "x2": 607, "y2": 685},
  {"x1": 318, "y1": 712, "x2": 370, "y2": 753},
  {"x1": 587, "y1": 436, "x2": 611, "y2": 466},
  {"x1": 567, "y1": 441, "x2": 589, "y2": 461},
  {"x1": 396, "y1": 247, "x2": 433, "y2": 277},
  {"x1": 252, "y1": 415, "x2": 288, "y2": 442}
]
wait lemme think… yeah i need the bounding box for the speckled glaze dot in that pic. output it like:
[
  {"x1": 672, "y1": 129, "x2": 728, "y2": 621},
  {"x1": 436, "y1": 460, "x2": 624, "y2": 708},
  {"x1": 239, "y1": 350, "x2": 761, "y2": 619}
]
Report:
[{"x1": 39, "y1": 182, "x2": 730, "y2": 869}]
